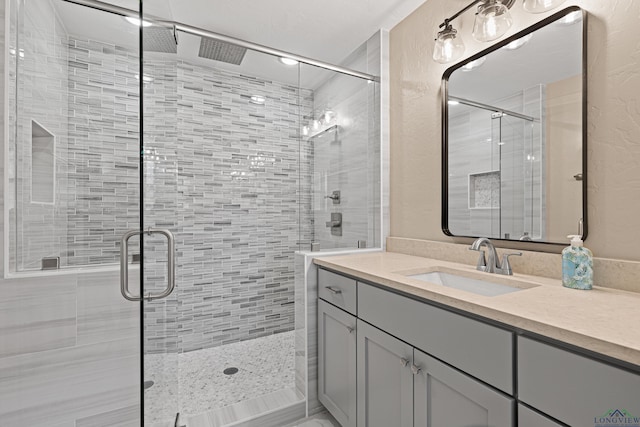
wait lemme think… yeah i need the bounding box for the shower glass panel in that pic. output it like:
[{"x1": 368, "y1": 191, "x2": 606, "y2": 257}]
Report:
[
  {"x1": 140, "y1": 11, "x2": 309, "y2": 423},
  {"x1": 497, "y1": 113, "x2": 538, "y2": 240},
  {"x1": 448, "y1": 103, "x2": 500, "y2": 237},
  {"x1": 2, "y1": 0, "x2": 142, "y2": 425},
  {"x1": 447, "y1": 99, "x2": 540, "y2": 240},
  {"x1": 299, "y1": 63, "x2": 381, "y2": 251}
]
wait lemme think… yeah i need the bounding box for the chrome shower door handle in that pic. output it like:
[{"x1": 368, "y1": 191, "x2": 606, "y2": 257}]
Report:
[
  {"x1": 120, "y1": 228, "x2": 176, "y2": 301},
  {"x1": 149, "y1": 228, "x2": 176, "y2": 300}
]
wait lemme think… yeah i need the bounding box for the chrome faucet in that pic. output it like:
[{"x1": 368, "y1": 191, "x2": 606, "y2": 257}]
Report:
[{"x1": 469, "y1": 237, "x2": 522, "y2": 275}]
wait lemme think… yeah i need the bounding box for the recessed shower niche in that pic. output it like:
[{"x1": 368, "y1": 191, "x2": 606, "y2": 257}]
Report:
[
  {"x1": 31, "y1": 119, "x2": 55, "y2": 204},
  {"x1": 468, "y1": 171, "x2": 500, "y2": 210}
]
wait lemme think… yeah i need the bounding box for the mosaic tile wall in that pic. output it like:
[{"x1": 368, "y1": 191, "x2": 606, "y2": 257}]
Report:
[
  {"x1": 65, "y1": 37, "x2": 141, "y2": 266},
  {"x1": 12, "y1": 16, "x2": 315, "y2": 352},
  {"x1": 11, "y1": 2, "x2": 378, "y2": 354},
  {"x1": 142, "y1": 58, "x2": 314, "y2": 352},
  {"x1": 65, "y1": 42, "x2": 313, "y2": 352}
]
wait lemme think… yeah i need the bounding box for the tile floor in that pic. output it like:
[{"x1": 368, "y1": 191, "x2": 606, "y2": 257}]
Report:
[{"x1": 144, "y1": 331, "x2": 296, "y2": 425}]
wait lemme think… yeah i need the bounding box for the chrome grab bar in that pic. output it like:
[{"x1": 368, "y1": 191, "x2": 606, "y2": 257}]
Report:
[{"x1": 120, "y1": 228, "x2": 176, "y2": 301}]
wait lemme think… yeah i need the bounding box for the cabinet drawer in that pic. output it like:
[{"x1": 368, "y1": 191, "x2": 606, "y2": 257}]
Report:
[
  {"x1": 358, "y1": 282, "x2": 513, "y2": 394},
  {"x1": 518, "y1": 404, "x2": 563, "y2": 427},
  {"x1": 518, "y1": 336, "x2": 640, "y2": 427},
  {"x1": 319, "y1": 268, "x2": 357, "y2": 315}
]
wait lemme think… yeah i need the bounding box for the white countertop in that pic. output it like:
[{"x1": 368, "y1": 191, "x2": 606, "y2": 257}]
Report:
[{"x1": 314, "y1": 251, "x2": 640, "y2": 367}]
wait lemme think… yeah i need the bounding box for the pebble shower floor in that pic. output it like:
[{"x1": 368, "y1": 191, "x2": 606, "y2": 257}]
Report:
[{"x1": 144, "y1": 331, "x2": 296, "y2": 425}]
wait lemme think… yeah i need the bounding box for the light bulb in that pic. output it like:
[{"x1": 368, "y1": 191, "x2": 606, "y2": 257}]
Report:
[
  {"x1": 472, "y1": 1, "x2": 513, "y2": 42},
  {"x1": 433, "y1": 25, "x2": 465, "y2": 64}
]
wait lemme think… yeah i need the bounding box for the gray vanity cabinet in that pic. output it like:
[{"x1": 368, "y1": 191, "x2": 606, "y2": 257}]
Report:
[
  {"x1": 318, "y1": 299, "x2": 357, "y2": 427},
  {"x1": 356, "y1": 319, "x2": 413, "y2": 427},
  {"x1": 413, "y1": 348, "x2": 514, "y2": 426}
]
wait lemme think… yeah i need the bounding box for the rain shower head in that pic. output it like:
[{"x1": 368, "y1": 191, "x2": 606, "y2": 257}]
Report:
[
  {"x1": 143, "y1": 26, "x2": 178, "y2": 54},
  {"x1": 198, "y1": 38, "x2": 247, "y2": 65}
]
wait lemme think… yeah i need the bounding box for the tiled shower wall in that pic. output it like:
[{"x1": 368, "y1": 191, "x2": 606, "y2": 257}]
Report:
[
  {"x1": 65, "y1": 41, "x2": 314, "y2": 352},
  {"x1": 142, "y1": 58, "x2": 314, "y2": 353},
  {"x1": 13, "y1": 22, "x2": 313, "y2": 353}
]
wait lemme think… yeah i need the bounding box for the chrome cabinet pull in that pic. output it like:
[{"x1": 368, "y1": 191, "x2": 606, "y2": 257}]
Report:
[
  {"x1": 400, "y1": 358, "x2": 410, "y2": 367},
  {"x1": 325, "y1": 286, "x2": 342, "y2": 295},
  {"x1": 411, "y1": 364, "x2": 422, "y2": 375},
  {"x1": 120, "y1": 228, "x2": 176, "y2": 301},
  {"x1": 346, "y1": 326, "x2": 355, "y2": 334}
]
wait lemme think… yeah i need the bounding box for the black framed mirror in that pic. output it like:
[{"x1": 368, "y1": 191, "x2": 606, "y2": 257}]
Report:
[{"x1": 442, "y1": 6, "x2": 587, "y2": 244}]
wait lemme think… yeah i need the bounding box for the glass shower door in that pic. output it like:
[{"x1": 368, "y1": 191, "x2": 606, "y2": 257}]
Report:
[{"x1": 139, "y1": 16, "x2": 182, "y2": 427}]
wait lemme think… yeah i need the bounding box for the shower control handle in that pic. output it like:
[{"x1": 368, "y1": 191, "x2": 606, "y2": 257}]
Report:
[
  {"x1": 324, "y1": 190, "x2": 341, "y2": 204},
  {"x1": 120, "y1": 228, "x2": 176, "y2": 302},
  {"x1": 325, "y1": 212, "x2": 343, "y2": 236}
]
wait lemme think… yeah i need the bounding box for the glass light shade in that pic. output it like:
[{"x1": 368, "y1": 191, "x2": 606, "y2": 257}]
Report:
[
  {"x1": 472, "y1": 1, "x2": 513, "y2": 42},
  {"x1": 523, "y1": 0, "x2": 567, "y2": 13},
  {"x1": 433, "y1": 27, "x2": 465, "y2": 64}
]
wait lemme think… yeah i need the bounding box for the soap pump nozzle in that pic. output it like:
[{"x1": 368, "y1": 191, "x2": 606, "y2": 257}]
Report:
[{"x1": 567, "y1": 235, "x2": 583, "y2": 247}]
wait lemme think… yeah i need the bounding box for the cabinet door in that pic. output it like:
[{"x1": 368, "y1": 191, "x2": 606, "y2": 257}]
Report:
[
  {"x1": 357, "y1": 319, "x2": 413, "y2": 427},
  {"x1": 414, "y1": 349, "x2": 514, "y2": 427},
  {"x1": 318, "y1": 299, "x2": 357, "y2": 427}
]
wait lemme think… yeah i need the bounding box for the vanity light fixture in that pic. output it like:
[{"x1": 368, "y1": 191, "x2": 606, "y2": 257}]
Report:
[
  {"x1": 433, "y1": 21, "x2": 466, "y2": 64},
  {"x1": 433, "y1": 0, "x2": 567, "y2": 64},
  {"x1": 472, "y1": 0, "x2": 514, "y2": 42},
  {"x1": 433, "y1": 0, "x2": 514, "y2": 64},
  {"x1": 523, "y1": 0, "x2": 567, "y2": 14}
]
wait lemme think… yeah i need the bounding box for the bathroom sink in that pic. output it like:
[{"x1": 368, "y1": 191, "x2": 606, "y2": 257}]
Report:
[{"x1": 406, "y1": 271, "x2": 533, "y2": 297}]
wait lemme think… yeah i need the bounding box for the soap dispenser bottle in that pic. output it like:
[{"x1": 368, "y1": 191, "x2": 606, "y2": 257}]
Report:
[{"x1": 562, "y1": 235, "x2": 593, "y2": 290}]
